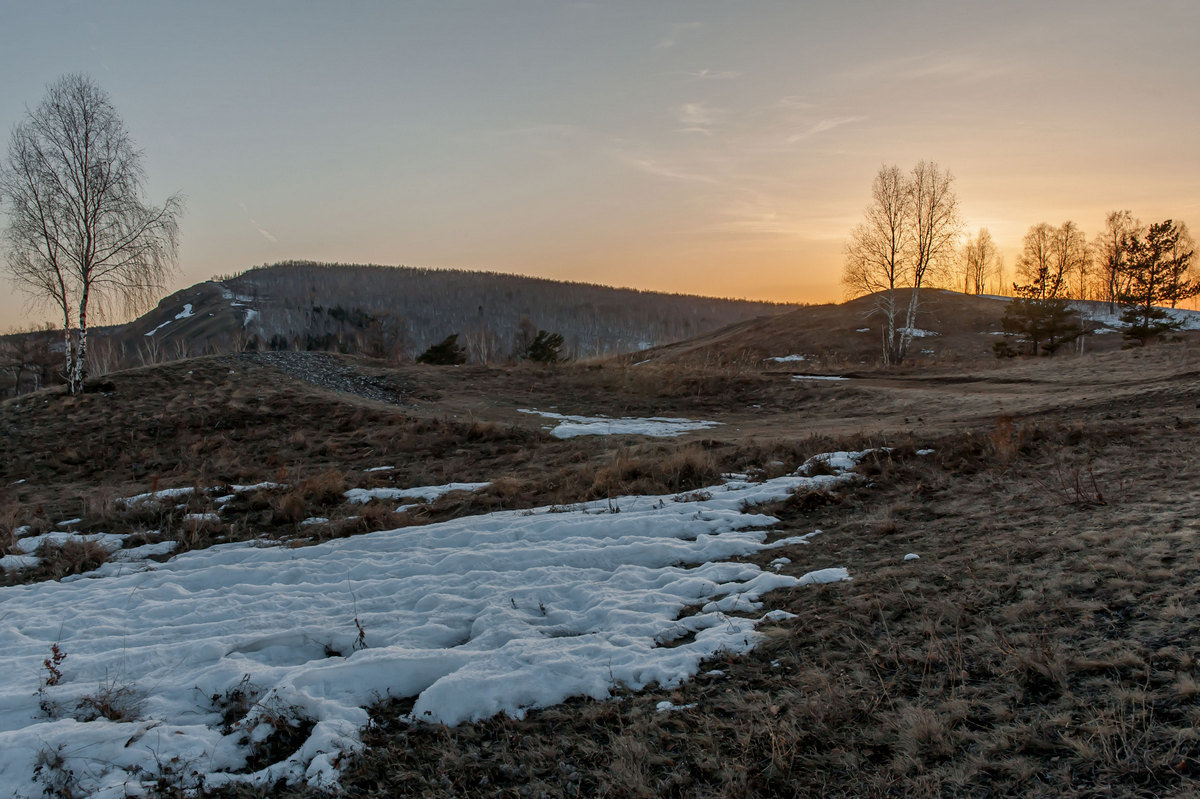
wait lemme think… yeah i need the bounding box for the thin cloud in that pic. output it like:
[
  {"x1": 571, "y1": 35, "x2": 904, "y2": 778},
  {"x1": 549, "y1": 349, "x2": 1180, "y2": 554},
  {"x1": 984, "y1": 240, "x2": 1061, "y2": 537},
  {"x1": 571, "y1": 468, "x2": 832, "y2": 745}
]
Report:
[
  {"x1": 679, "y1": 69, "x2": 742, "y2": 80},
  {"x1": 787, "y1": 116, "x2": 866, "y2": 143},
  {"x1": 250, "y1": 219, "x2": 278, "y2": 243},
  {"x1": 479, "y1": 123, "x2": 587, "y2": 140},
  {"x1": 675, "y1": 101, "x2": 724, "y2": 135},
  {"x1": 610, "y1": 150, "x2": 720, "y2": 184},
  {"x1": 239, "y1": 202, "x2": 279, "y2": 243},
  {"x1": 840, "y1": 52, "x2": 1014, "y2": 84},
  {"x1": 658, "y1": 21, "x2": 702, "y2": 48}
]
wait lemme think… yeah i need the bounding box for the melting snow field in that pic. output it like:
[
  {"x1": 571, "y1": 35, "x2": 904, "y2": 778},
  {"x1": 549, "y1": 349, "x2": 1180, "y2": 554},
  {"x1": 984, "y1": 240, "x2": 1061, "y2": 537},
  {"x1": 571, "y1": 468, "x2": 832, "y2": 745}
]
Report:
[
  {"x1": 0, "y1": 453, "x2": 868, "y2": 797},
  {"x1": 518, "y1": 409, "x2": 720, "y2": 438}
]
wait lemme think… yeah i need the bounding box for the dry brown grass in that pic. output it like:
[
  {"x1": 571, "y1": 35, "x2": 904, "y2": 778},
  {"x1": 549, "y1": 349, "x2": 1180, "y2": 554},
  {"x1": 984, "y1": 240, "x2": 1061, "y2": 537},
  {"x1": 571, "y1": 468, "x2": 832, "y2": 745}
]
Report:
[
  {"x1": 8, "y1": 345, "x2": 1200, "y2": 796},
  {"x1": 206, "y1": 418, "x2": 1200, "y2": 799},
  {"x1": 1, "y1": 538, "x2": 114, "y2": 587}
]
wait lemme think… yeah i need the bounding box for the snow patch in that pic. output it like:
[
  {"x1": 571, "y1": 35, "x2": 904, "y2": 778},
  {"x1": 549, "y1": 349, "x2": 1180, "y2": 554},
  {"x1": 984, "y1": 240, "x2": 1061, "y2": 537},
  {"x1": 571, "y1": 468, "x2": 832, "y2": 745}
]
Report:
[
  {"x1": 797, "y1": 567, "x2": 851, "y2": 585},
  {"x1": 519, "y1": 409, "x2": 720, "y2": 438},
  {"x1": 765, "y1": 354, "x2": 808, "y2": 363},
  {"x1": 344, "y1": 482, "x2": 491, "y2": 505},
  {"x1": 116, "y1": 486, "x2": 198, "y2": 506},
  {"x1": 0, "y1": 554, "x2": 42, "y2": 572},
  {"x1": 143, "y1": 304, "x2": 195, "y2": 336},
  {"x1": 791, "y1": 375, "x2": 848, "y2": 382},
  {"x1": 12, "y1": 531, "x2": 127, "y2": 555},
  {"x1": 0, "y1": 452, "x2": 871, "y2": 796}
]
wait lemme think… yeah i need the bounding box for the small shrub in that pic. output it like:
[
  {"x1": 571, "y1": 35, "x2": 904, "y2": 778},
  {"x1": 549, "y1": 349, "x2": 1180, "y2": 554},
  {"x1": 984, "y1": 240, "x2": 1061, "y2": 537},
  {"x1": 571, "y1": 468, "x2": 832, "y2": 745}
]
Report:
[
  {"x1": 211, "y1": 674, "x2": 264, "y2": 734},
  {"x1": 74, "y1": 675, "x2": 143, "y2": 722},
  {"x1": 43, "y1": 643, "x2": 67, "y2": 687},
  {"x1": 33, "y1": 745, "x2": 78, "y2": 799},
  {"x1": 237, "y1": 695, "x2": 317, "y2": 774}
]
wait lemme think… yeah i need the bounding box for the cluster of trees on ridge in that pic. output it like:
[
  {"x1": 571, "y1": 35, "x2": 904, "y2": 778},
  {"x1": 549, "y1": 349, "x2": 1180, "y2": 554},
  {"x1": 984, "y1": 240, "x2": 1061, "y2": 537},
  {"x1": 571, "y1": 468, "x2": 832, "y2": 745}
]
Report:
[{"x1": 844, "y1": 162, "x2": 1196, "y2": 363}]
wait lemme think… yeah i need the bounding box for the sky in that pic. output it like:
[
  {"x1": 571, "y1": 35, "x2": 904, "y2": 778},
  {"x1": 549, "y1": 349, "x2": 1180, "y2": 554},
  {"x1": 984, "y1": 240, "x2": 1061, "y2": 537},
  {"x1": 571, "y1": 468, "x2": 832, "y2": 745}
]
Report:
[{"x1": 1, "y1": 0, "x2": 1198, "y2": 329}]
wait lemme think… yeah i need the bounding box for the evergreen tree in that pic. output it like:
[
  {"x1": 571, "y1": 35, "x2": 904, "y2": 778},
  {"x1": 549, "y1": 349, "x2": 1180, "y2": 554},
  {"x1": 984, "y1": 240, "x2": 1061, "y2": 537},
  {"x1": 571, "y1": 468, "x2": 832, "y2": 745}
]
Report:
[
  {"x1": 417, "y1": 334, "x2": 466, "y2": 365},
  {"x1": 1118, "y1": 220, "x2": 1197, "y2": 345},
  {"x1": 523, "y1": 330, "x2": 565, "y2": 363},
  {"x1": 994, "y1": 293, "x2": 1082, "y2": 357},
  {"x1": 994, "y1": 223, "x2": 1084, "y2": 356}
]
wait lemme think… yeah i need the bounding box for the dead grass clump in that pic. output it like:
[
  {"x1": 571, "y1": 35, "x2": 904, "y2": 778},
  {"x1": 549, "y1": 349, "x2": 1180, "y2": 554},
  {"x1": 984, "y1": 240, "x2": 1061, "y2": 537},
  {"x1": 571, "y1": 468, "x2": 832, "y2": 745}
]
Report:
[
  {"x1": 297, "y1": 470, "x2": 347, "y2": 506},
  {"x1": 9, "y1": 539, "x2": 114, "y2": 585},
  {"x1": 775, "y1": 487, "x2": 845, "y2": 515},
  {"x1": 238, "y1": 699, "x2": 318, "y2": 775},
  {"x1": 271, "y1": 492, "x2": 310, "y2": 526},
  {"x1": 325, "y1": 504, "x2": 403, "y2": 540},
  {"x1": 73, "y1": 678, "x2": 144, "y2": 723},
  {"x1": 0, "y1": 509, "x2": 20, "y2": 556},
  {"x1": 588, "y1": 445, "x2": 719, "y2": 498},
  {"x1": 211, "y1": 675, "x2": 265, "y2": 734}
]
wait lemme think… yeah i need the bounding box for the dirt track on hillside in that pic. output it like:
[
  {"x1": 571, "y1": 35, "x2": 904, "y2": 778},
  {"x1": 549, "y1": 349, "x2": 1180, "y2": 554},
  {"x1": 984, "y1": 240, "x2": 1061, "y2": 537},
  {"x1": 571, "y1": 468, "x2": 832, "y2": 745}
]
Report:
[{"x1": 248, "y1": 341, "x2": 1200, "y2": 446}]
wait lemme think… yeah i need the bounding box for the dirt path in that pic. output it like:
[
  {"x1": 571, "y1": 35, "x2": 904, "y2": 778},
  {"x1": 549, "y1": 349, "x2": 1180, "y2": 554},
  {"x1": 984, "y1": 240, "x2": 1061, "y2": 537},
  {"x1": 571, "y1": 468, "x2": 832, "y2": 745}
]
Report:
[{"x1": 240, "y1": 343, "x2": 1200, "y2": 447}]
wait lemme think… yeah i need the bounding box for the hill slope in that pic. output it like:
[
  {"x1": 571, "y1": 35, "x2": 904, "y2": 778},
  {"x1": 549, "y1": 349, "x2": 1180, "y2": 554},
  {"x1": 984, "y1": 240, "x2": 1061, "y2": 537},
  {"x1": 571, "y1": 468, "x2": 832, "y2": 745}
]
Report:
[
  {"x1": 126, "y1": 262, "x2": 795, "y2": 362},
  {"x1": 627, "y1": 289, "x2": 1200, "y2": 369}
]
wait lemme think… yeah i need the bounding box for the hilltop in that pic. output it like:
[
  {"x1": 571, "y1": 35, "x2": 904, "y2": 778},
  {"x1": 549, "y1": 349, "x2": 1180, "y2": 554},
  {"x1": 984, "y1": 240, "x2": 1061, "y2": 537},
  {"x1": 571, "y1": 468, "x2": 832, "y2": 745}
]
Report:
[{"x1": 114, "y1": 262, "x2": 794, "y2": 362}]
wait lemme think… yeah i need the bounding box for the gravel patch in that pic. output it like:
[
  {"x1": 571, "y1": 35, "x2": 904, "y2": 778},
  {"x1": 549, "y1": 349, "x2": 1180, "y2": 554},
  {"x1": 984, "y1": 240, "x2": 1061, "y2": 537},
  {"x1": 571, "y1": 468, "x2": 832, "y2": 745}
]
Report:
[{"x1": 243, "y1": 351, "x2": 410, "y2": 405}]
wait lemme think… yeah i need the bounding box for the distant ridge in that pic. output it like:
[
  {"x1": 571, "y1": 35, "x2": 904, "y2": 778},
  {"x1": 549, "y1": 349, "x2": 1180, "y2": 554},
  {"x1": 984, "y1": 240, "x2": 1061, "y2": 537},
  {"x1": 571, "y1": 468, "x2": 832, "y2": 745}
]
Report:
[{"x1": 76, "y1": 261, "x2": 796, "y2": 368}]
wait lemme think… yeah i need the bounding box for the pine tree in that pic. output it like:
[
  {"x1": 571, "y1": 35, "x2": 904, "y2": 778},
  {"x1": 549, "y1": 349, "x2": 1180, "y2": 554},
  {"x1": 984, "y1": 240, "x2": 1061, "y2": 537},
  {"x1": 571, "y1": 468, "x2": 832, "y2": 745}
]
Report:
[
  {"x1": 417, "y1": 334, "x2": 466, "y2": 365},
  {"x1": 994, "y1": 293, "x2": 1082, "y2": 357},
  {"x1": 523, "y1": 330, "x2": 565, "y2": 363},
  {"x1": 994, "y1": 222, "x2": 1084, "y2": 357},
  {"x1": 1118, "y1": 220, "x2": 1197, "y2": 345}
]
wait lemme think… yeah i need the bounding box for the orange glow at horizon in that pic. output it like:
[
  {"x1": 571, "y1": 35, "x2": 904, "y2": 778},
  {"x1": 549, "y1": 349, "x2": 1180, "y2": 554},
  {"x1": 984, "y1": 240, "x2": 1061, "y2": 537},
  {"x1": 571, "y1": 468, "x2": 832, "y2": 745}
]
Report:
[{"x1": 2, "y1": 2, "x2": 1200, "y2": 329}]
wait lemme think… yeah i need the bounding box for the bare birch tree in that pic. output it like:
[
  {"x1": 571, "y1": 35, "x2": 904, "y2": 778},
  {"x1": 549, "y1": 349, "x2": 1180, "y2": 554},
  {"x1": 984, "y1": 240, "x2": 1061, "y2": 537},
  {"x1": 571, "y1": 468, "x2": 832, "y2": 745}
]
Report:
[
  {"x1": 843, "y1": 161, "x2": 960, "y2": 364},
  {"x1": 1054, "y1": 221, "x2": 1091, "y2": 301},
  {"x1": 1016, "y1": 223, "x2": 1063, "y2": 300},
  {"x1": 0, "y1": 74, "x2": 182, "y2": 394},
  {"x1": 1093, "y1": 210, "x2": 1139, "y2": 311},
  {"x1": 961, "y1": 227, "x2": 998, "y2": 295}
]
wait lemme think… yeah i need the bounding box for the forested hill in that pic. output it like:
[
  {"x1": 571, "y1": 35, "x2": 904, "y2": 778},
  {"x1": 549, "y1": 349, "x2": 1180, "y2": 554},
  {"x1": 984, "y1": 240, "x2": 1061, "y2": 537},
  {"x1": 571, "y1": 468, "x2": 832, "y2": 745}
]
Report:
[{"x1": 135, "y1": 262, "x2": 796, "y2": 363}]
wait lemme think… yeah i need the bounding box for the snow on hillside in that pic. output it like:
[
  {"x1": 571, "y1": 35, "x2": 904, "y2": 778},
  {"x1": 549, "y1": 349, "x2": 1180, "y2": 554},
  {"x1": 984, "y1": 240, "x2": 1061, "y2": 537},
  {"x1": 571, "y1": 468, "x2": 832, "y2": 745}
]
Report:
[
  {"x1": 979, "y1": 295, "x2": 1200, "y2": 331},
  {"x1": 0, "y1": 453, "x2": 869, "y2": 797},
  {"x1": 1069, "y1": 300, "x2": 1200, "y2": 331},
  {"x1": 143, "y1": 303, "x2": 196, "y2": 337},
  {"x1": 519, "y1": 409, "x2": 720, "y2": 438}
]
